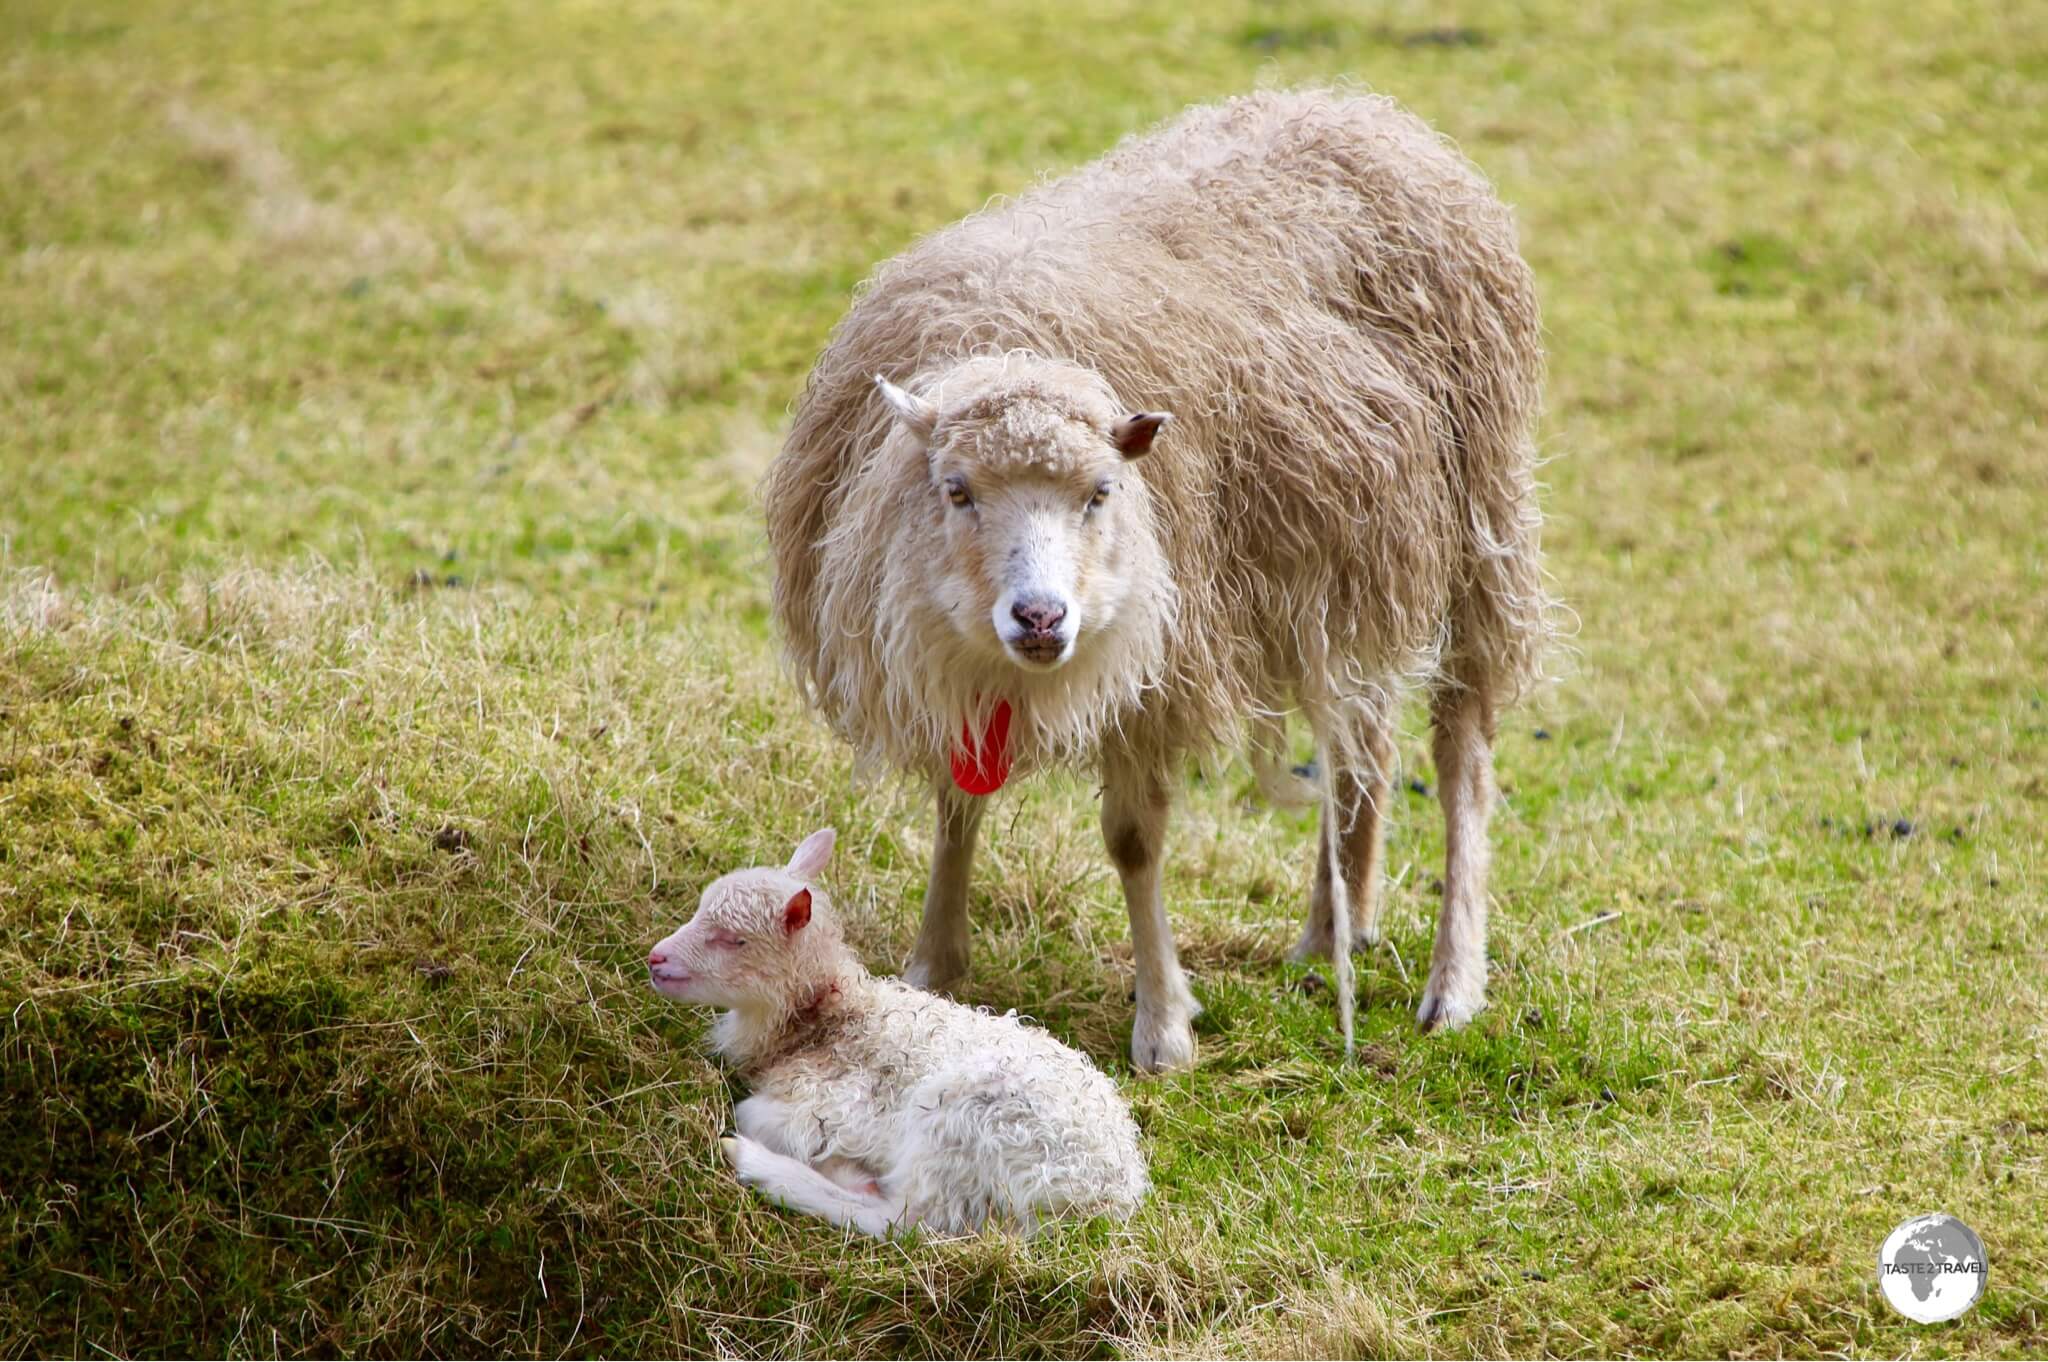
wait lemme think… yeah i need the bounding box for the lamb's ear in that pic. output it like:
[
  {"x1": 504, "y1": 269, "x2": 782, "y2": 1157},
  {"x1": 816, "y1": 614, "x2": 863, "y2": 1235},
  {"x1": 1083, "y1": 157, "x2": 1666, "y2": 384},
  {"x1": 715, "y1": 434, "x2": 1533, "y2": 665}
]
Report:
[
  {"x1": 1111, "y1": 411, "x2": 1171, "y2": 458},
  {"x1": 874, "y1": 375, "x2": 937, "y2": 440},
  {"x1": 782, "y1": 888, "x2": 812, "y2": 934},
  {"x1": 786, "y1": 827, "x2": 835, "y2": 882}
]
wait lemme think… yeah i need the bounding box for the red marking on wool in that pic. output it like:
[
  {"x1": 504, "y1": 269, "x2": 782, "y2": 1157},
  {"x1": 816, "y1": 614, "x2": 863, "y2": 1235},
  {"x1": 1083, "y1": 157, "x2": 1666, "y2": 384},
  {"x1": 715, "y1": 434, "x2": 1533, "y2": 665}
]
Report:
[
  {"x1": 797, "y1": 980, "x2": 842, "y2": 1020},
  {"x1": 950, "y1": 698, "x2": 1014, "y2": 795}
]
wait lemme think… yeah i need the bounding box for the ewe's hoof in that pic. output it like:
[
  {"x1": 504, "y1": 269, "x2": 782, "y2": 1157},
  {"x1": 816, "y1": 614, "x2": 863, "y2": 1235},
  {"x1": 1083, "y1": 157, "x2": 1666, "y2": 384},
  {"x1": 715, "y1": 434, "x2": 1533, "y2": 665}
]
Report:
[
  {"x1": 903, "y1": 955, "x2": 966, "y2": 994},
  {"x1": 719, "y1": 1135, "x2": 743, "y2": 1171},
  {"x1": 1131, "y1": 1010, "x2": 1199, "y2": 1074},
  {"x1": 1416, "y1": 975, "x2": 1486, "y2": 1032}
]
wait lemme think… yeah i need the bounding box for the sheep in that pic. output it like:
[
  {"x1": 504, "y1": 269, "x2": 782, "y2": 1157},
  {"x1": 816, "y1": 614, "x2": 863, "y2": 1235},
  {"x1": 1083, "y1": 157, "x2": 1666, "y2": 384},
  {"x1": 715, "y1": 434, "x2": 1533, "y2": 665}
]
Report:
[
  {"x1": 764, "y1": 87, "x2": 1551, "y2": 1071},
  {"x1": 646, "y1": 828, "x2": 1149, "y2": 1237}
]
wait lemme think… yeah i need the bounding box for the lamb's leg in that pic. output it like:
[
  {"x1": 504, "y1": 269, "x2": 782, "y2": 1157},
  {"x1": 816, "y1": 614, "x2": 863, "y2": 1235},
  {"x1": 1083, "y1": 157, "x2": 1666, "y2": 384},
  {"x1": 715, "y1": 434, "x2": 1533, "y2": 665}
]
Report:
[
  {"x1": 1102, "y1": 754, "x2": 1199, "y2": 1073},
  {"x1": 735, "y1": 1099, "x2": 884, "y2": 1195},
  {"x1": 815, "y1": 1156, "x2": 885, "y2": 1198},
  {"x1": 906, "y1": 777, "x2": 985, "y2": 991},
  {"x1": 734, "y1": 1095, "x2": 808, "y2": 1158},
  {"x1": 721, "y1": 1135, "x2": 911, "y2": 1239},
  {"x1": 1418, "y1": 677, "x2": 1498, "y2": 1030},
  {"x1": 1289, "y1": 718, "x2": 1395, "y2": 960}
]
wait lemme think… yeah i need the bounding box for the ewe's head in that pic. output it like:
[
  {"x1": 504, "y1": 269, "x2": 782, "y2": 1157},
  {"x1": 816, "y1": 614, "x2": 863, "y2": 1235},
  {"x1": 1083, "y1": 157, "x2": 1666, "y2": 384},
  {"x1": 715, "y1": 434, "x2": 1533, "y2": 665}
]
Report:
[
  {"x1": 646, "y1": 829, "x2": 845, "y2": 1011},
  {"x1": 876, "y1": 360, "x2": 1170, "y2": 674}
]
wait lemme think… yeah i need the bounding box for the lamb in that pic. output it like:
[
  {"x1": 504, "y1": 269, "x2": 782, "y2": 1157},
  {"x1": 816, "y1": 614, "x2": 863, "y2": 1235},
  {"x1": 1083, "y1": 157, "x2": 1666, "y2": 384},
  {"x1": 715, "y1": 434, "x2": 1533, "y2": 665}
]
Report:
[
  {"x1": 646, "y1": 829, "x2": 1149, "y2": 1237},
  {"x1": 764, "y1": 88, "x2": 1550, "y2": 1071}
]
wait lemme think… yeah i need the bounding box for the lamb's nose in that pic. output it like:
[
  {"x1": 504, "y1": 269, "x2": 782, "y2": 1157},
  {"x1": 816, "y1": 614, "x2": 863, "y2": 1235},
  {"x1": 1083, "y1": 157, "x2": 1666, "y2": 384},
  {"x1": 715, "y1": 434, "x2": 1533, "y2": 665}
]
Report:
[
  {"x1": 1010, "y1": 598, "x2": 1067, "y2": 633},
  {"x1": 647, "y1": 949, "x2": 668, "y2": 966}
]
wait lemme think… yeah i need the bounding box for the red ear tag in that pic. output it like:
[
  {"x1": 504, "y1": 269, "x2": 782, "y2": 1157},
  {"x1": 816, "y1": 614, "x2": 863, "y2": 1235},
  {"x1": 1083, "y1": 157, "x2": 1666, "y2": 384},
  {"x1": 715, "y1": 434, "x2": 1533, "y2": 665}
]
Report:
[{"x1": 950, "y1": 698, "x2": 1014, "y2": 796}]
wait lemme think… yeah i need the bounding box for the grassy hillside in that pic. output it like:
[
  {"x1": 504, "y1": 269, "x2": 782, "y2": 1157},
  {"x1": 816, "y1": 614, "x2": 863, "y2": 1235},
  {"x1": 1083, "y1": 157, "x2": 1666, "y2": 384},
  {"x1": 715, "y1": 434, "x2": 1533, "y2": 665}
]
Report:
[{"x1": 3, "y1": 0, "x2": 2044, "y2": 1355}]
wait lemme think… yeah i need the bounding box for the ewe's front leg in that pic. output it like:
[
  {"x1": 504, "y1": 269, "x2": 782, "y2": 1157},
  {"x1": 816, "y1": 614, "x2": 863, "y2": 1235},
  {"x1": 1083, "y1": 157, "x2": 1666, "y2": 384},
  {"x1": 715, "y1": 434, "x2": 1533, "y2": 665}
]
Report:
[
  {"x1": 905, "y1": 777, "x2": 986, "y2": 991},
  {"x1": 1102, "y1": 757, "x2": 1199, "y2": 1073}
]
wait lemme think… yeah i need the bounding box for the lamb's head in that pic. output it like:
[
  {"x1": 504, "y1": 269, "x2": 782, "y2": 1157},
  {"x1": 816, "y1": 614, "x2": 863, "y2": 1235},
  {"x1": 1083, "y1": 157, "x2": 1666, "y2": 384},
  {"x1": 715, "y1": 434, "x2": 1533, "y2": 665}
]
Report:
[
  {"x1": 875, "y1": 359, "x2": 1171, "y2": 674},
  {"x1": 646, "y1": 829, "x2": 845, "y2": 1011}
]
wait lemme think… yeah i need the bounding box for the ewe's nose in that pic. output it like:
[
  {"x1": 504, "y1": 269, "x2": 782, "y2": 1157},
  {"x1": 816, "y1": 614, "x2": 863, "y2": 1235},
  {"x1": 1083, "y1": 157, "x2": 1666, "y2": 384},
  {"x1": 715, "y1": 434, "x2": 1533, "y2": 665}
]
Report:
[
  {"x1": 1010, "y1": 597, "x2": 1067, "y2": 633},
  {"x1": 647, "y1": 949, "x2": 669, "y2": 966}
]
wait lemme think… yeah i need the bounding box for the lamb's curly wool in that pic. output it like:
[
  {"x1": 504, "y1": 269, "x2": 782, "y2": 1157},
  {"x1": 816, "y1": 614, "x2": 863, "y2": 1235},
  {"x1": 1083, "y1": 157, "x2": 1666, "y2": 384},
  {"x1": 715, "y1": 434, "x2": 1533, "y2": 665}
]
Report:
[
  {"x1": 764, "y1": 88, "x2": 1550, "y2": 1064},
  {"x1": 648, "y1": 831, "x2": 1148, "y2": 1237}
]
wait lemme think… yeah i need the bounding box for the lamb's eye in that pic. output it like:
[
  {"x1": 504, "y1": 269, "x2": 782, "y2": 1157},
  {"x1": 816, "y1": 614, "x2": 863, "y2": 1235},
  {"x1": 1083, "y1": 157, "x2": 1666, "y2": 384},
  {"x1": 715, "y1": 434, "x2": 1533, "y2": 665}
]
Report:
[
  {"x1": 944, "y1": 477, "x2": 973, "y2": 509},
  {"x1": 1087, "y1": 481, "x2": 1112, "y2": 512}
]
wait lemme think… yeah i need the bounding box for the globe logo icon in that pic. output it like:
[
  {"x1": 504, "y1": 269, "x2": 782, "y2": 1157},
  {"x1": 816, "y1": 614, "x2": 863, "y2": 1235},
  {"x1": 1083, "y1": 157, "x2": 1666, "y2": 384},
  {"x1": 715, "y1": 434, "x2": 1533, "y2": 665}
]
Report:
[{"x1": 1878, "y1": 1213, "x2": 1987, "y2": 1323}]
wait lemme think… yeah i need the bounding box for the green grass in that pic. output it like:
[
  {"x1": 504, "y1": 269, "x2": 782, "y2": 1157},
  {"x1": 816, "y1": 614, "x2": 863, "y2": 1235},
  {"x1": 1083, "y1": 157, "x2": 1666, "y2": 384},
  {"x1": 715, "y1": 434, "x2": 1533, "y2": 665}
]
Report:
[{"x1": 3, "y1": 0, "x2": 2045, "y2": 1355}]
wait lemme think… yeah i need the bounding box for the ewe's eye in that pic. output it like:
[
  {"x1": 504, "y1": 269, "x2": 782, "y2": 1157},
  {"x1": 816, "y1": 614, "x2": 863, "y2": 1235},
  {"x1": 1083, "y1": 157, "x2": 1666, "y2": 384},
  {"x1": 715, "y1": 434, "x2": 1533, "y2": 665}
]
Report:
[
  {"x1": 1087, "y1": 480, "x2": 1112, "y2": 512},
  {"x1": 943, "y1": 476, "x2": 973, "y2": 510}
]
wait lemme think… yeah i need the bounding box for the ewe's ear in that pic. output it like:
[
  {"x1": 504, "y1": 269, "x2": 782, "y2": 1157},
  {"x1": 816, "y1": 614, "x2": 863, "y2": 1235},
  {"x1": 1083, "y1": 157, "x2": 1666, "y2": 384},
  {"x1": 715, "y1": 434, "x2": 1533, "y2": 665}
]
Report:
[
  {"x1": 1112, "y1": 411, "x2": 1171, "y2": 458},
  {"x1": 786, "y1": 827, "x2": 835, "y2": 882},
  {"x1": 783, "y1": 888, "x2": 812, "y2": 934},
  {"x1": 874, "y1": 375, "x2": 937, "y2": 440}
]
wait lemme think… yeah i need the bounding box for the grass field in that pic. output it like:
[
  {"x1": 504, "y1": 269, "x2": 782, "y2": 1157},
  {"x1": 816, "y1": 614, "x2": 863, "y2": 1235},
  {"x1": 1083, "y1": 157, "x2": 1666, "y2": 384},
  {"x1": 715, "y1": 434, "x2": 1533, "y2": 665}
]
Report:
[{"x1": 4, "y1": 0, "x2": 2045, "y2": 1355}]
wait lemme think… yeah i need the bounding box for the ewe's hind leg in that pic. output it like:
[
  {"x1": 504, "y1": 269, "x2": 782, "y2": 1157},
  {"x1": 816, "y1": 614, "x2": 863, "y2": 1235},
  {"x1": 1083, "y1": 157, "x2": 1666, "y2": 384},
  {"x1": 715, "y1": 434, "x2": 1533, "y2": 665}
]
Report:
[
  {"x1": 1418, "y1": 678, "x2": 1499, "y2": 1030},
  {"x1": 1289, "y1": 719, "x2": 1395, "y2": 960},
  {"x1": 1102, "y1": 755, "x2": 1200, "y2": 1073},
  {"x1": 906, "y1": 777, "x2": 985, "y2": 991},
  {"x1": 1251, "y1": 710, "x2": 1316, "y2": 809},
  {"x1": 721, "y1": 1136, "x2": 910, "y2": 1239}
]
